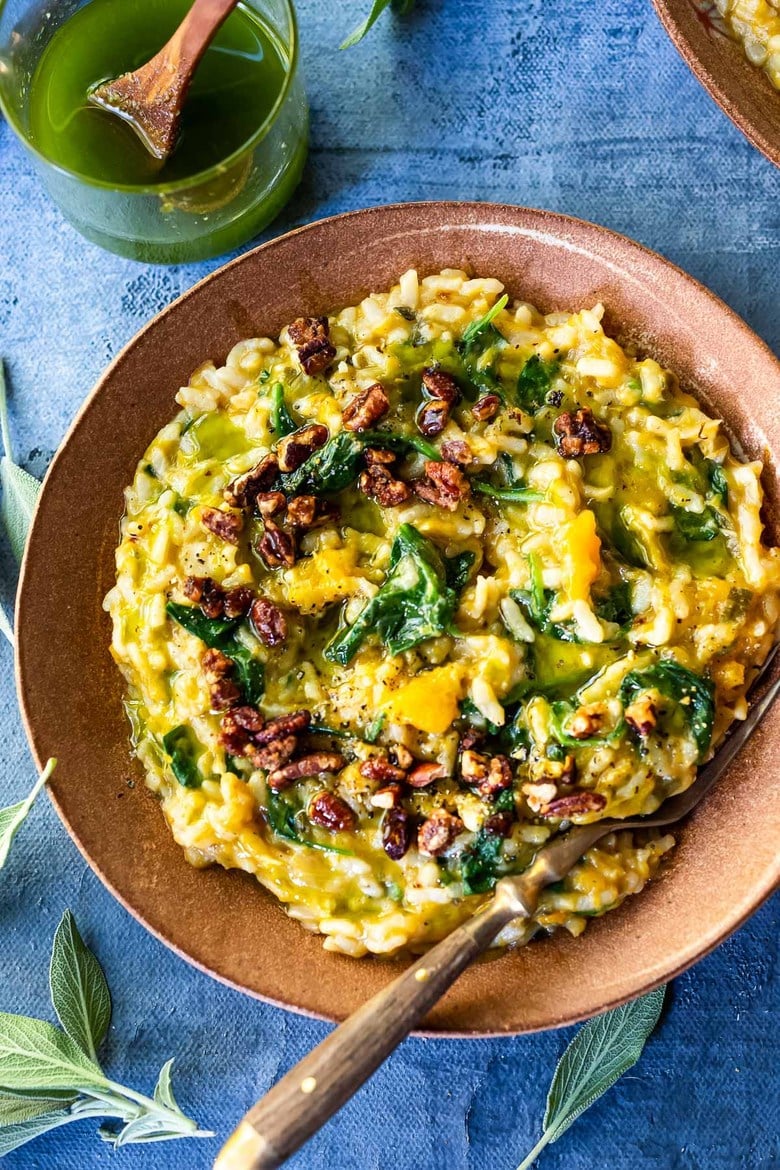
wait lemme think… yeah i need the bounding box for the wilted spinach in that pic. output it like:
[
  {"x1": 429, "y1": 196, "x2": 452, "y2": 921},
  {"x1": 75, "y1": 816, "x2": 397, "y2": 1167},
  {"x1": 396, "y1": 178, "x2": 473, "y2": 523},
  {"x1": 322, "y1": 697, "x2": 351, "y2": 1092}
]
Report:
[
  {"x1": 456, "y1": 294, "x2": 509, "y2": 398},
  {"x1": 265, "y1": 790, "x2": 353, "y2": 855},
  {"x1": 324, "y1": 524, "x2": 458, "y2": 664},
  {"x1": 516, "y1": 354, "x2": 559, "y2": 413},
  {"x1": 281, "y1": 431, "x2": 365, "y2": 495},
  {"x1": 270, "y1": 382, "x2": 296, "y2": 438},
  {"x1": 670, "y1": 504, "x2": 720, "y2": 543},
  {"x1": 459, "y1": 791, "x2": 515, "y2": 895},
  {"x1": 444, "y1": 550, "x2": 476, "y2": 593},
  {"x1": 166, "y1": 602, "x2": 265, "y2": 705},
  {"x1": 161, "y1": 726, "x2": 204, "y2": 789},
  {"x1": 618, "y1": 659, "x2": 715, "y2": 760}
]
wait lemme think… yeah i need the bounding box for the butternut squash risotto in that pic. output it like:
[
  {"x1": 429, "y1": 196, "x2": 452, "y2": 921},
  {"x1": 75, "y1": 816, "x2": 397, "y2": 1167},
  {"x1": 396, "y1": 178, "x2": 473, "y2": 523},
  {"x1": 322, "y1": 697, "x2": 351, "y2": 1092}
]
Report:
[{"x1": 105, "y1": 269, "x2": 780, "y2": 957}]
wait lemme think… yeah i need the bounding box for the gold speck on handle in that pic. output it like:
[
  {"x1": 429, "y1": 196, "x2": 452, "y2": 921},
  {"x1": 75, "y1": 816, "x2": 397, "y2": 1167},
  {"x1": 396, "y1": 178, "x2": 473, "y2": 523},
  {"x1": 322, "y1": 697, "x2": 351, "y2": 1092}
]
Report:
[
  {"x1": 414, "y1": 968, "x2": 430, "y2": 982},
  {"x1": 300, "y1": 1076, "x2": 317, "y2": 1094}
]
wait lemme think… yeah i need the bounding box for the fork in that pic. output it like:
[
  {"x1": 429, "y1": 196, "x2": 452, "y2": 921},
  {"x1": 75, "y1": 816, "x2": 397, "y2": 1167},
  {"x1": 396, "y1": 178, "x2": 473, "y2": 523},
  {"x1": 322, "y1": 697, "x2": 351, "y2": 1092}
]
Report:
[{"x1": 214, "y1": 644, "x2": 780, "y2": 1170}]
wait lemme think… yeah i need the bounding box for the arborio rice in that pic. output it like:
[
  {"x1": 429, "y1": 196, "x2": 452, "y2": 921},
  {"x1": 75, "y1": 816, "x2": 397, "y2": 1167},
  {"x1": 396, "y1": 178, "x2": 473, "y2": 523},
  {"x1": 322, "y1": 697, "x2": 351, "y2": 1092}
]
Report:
[{"x1": 105, "y1": 269, "x2": 780, "y2": 957}]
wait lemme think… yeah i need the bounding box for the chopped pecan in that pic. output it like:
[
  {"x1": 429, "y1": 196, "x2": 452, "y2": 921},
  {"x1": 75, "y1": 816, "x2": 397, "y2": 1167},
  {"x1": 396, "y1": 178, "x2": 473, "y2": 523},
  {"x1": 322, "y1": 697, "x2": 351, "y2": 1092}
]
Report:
[
  {"x1": 277, "y1": 424, "x2": 329, "y2": 473},
  {"x1": 421, "y1": 368, "x2": 460, "y2": 405},
  {"x1": 254, "y1": 710, "x2": 311, "y2": 746},
  {"x1": 371, "y1": 783, "x2": 404, "y2": 809},
  {"x1": 522, "y1": 781, "x2": 558, "y2": 814},
  {"x1": 460, "y1": 727, "x2": 486, "y2": 752},
  {"x1": 200, "y1": 506, "x2": 243, "y2": 545},
  {"x1": 440, "y1": 439, "x2": 473, "y2": 466},
  {"x1": 482, "y1": 810, "x2": 514, "y2": 837},
  {"x1": 223, "y1": 586, "x2": 254, "y2": 620},
  {"x1": 472, "y1": 394, "x2": 501, "y2": 422},
  {"x1": 219, "y1": 712, "x2": 252, "y2": 756},
  {"x1": 257, "y1": 521, "x2": 296, "y2": 568},
  {"x1": 625, "y1": 696, "x2": 657, "y2": 737},
  {"x1": 460, "y1": 749, "x2": 489, "y2": 784},
  {"x1": 407, "y1": 762, "x2": 447, "y2": 789},
  {"x1": 224, "y1": 453, "x2": 279, "y2": 508},
  {"x1": 358, "y1": 462, "x2": 411, "y2": 507},
  {"x1": 250, "y1": 598, "x2": 287, "y2": 647},
  {"x1": 232, "y1": 705, "x2": 266, "y2": 734},
  {"x1": 286, "y1": 495, "x2": 340, "y2": 529},
  {"x1": 417, "y1": 809, "x2": 463, "y2": 857},
  {"x1": 364, "y1": 447, "x2": 396, "y2": 466},
  {"x1": 360, "y1": 757, "x2": 407, "y2": 784},
  {"x1": 567, "y1": 704, "x2": 608, "y2": 739},
  {"x1": 209, "y1": 678, "x2": 242, "y2": 711},
  {"x1": 202, "y1": 647, "x2": 234, "y2": 682},
  {"x1": 254, "y1": 490, "x2": 287, "y2": 518},
  {"x1": 288, "y1": 316, "x2": 336, "y2": 377},
  {"x1": 541, "y1": 790, "x2": 607, "y2": 819},
  {"x1": 475, "y1": 756, "x2": 513, "y2": 799},
  {"x1": 268, "y1": 752, "x2": 346, "y2": 791},
  {"x1": 343, "y1": 383, "x2": 390, "y2": 432},
  {"x1": 415, "y1": 459, "x2": 471, "y2": 511},
  {"x1": 552, "y1": 408, "x2": 612, "y2": 458},
  {"x1": 183, "y1": 575, "x2": 224, "y2": 619},
  {"x1": 416, "y1": 399, "x2": 450, "y2": 437},
  {"x1": 388, "y1": 744, "x2": 414, "y2": 771},
  {"x1": 382, "y1": 806, "x2": 413, "y2": 860},
  {"x1": 308, "y1": 791, "x2": 357, "y2": 831},
  {"x1": 250, "y1": 734, "x2": 297, "y2": 771}
]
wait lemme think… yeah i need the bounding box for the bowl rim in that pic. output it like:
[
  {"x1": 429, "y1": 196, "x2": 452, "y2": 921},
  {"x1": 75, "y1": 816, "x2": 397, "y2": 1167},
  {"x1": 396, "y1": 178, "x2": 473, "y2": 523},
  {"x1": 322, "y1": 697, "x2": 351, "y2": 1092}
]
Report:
[{"x1": 15, "y1": 200, "x2": 780, "y2": 1036}]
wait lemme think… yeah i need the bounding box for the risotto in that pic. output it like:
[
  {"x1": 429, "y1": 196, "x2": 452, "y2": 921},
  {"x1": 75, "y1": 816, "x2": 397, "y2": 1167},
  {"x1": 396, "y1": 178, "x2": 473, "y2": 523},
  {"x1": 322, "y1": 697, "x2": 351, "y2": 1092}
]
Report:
[
  {"x1": 712, "y1": 0, "x2": 780, "y2": 89},
  {"x1": 105, "y1": 269, "x2": 780, "y2": 958}
]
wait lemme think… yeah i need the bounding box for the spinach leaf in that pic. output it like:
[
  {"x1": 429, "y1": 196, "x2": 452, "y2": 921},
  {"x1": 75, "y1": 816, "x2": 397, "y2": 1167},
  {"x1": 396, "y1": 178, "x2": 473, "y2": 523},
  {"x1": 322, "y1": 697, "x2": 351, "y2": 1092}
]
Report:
[
  {"x1": 594, "y1": 581, "x2": 634, "y2": 628},
  {"x1": 510, "y1": 555, "x2": 580, "y2": 643},
  {"x1": 473, "y1": 481, "x2": 544, "y2": 504},
  {"x1": 270, "y1": 383, "x2": 296, "y2": 438},
  {"x1": 340, "y1": 0, "x2": 414, "y2": 49},
  {"x1": 457, "y1": 294, "x2": 509, "y2": 398},
  {"x1": 670, "y1": 504, "x2": 720, "y2": 543},
  {"x1": 516, "y1": 354, "x2": 558, "y2": 413},
  {"x1": 707, "y1": 460, "x2": 729, "y2": 506},
  {"x1": 161, "y1": 727, "x2": 204, "y2": 789},
  {"x1": 618, "y1": 659, "x2": 715, "y2": 759},
  {"x1": 265, "y1": 791, "x2": 353, "y2": 855},
  {"x1": 444, "y1": 550, "x2": 476, "y2": 593},
  {"x1": 461, "y1": 294, "x2": 509, "y2": 345},
  {"x1": 459, "y1": 803, "x2": 513, "y2": 895},
  {"x1": 281, "y1": 431, "x2": 364, "y2": 495},
  {"x1": 358, "y1": 429, "x2": 441, "y2": 461},
  {"x1": 166, "y1": 602, "x2": 264, "y2": 705},
  {"x1": 324, "y1": 524, "x2": 458, "y2": 664}
]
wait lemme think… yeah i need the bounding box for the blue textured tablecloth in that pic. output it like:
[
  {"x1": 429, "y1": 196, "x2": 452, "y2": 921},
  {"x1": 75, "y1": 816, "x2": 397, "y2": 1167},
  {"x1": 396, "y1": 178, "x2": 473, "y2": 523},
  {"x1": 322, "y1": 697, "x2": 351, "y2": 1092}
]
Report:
[{"x1": 1, "y1": 1, "x2": 778, "y2": 1166}]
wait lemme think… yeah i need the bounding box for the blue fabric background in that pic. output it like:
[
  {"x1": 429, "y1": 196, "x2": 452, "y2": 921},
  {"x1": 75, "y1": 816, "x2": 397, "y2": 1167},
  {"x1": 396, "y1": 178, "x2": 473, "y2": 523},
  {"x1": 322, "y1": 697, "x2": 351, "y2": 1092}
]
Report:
[{"x1": 0, "y1": 0, "x2": 778, "y2": 1166}]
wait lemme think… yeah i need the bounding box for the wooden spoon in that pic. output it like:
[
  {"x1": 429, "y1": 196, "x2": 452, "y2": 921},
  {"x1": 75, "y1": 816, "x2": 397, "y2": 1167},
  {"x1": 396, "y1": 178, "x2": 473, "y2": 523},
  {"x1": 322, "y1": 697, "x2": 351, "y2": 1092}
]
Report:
[{"x1": 89, "y1": 0, "x2": 240, "y2": 161}]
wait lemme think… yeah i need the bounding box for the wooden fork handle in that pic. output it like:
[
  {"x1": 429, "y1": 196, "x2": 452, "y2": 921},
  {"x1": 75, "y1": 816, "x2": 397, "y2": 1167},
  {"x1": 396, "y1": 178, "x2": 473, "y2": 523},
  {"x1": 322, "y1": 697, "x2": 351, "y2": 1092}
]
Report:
[{"x1": 213, "y1": 884, "x2": 533, "y2": 1170}]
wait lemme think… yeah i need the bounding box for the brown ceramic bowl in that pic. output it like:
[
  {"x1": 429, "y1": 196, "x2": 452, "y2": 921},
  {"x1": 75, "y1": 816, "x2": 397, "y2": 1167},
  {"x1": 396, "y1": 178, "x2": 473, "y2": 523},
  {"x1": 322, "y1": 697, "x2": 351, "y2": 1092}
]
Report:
[
  {"x1": 653, "y1": 0, "x2": 780, "y2": 167},
  {"x1": 16, "y1": 203, "x2": 780, "y2": 1034}
]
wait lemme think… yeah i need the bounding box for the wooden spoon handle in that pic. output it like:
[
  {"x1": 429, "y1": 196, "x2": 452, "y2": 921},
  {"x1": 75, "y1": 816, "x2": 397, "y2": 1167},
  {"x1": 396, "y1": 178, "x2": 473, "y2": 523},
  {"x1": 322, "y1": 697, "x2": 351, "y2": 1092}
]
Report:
[
  {"x1": 213, "y1": 885, "x2": 532, "y2": 1170},
  {"x1": 166, "y1": 0, "x2": 240, "y2": 79}
]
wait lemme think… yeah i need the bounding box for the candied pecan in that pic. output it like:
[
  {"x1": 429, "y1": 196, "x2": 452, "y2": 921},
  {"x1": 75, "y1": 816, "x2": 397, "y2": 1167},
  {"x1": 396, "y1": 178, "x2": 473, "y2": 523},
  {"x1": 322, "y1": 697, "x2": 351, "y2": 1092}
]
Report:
[
  {"x1": 202, "y1": 647, "x2": 234, "y2": 682},
  {"x1": 541, "y1": 790, "x2": 608, "y2": 819},
  {"x1": 418, "y1": 809, "x2": 463, "y2": 857},
  {"x1": 382, "y1": 806, "x2": 413, "y2": 860},
  {"x1": 209, "y1": 678, "x2": 243, "y2": 711},
  {"x1": 416, "y1": 399, "x2": 450, "y2": 437},
  {"x1": 407, "y1": 762, "x2": 447, "y2": 789},
  {"x1": 183, "y1": 576, "x2": 225, "y2": 619},
  {"x1": 567, "y1": 704, "x2": 608, "y2": 739},
  {"x1": 440, "y1": 439, "x2": 473, "y2": 466},
  {"x1": 625, "y1": 696, "x2": 657, "y2": 737},
  {"x1": 223, "y1": 586, "x2": 254, "y2": 620},
  {"x1": 358, "y1": 463, "x2": 411, "y2": 507},
  {"x1": 371, "y1": 783, "x2": 404, "y2": 810},
  {"x1": 250, "y1": 734, "x2": 297, "y2": 772},
  {"x1": 460, "y1": 727, "x2": 486, "y2": 752},
  {"x1": 364, "y1": 447, "x2": 396, "y2": 466},
  {"x1": 232, "y1": 705, "x2": 266, "y2": 734},
  {"x1": 255, "y1": 709, "x2": 311, "y2": 746},
  {"x1": 224, "y1": 453, "x2": 279, "y2": 508},
  {"x1": 255, "y1": 490, "x2": 287, "y2": 518},
  {"x1": 343, "y1": 383, "x2": 390, "y2": 432},
  {"x1": 474, "y1": 756, "x2": 513, "y2": 799},
  {"x1": 219, "y1": 712, "x2": 251, "y2": 756},
  {"x1": 552, "y1": 408, "x2": 612, "y2": 458},
  {"x1": 277, "y1": 424, "x2": 329, "y2": 473},
  {"x1": 472, "y1": 394, "x2": 501, "y2": 422},
  {"x1": 482, "y1": 810, "x2": 514, "y2": 837},
  {"x1": 257, "y1": 521, "x2": 296, "y2": 568},
  {"x1": 308, "y1": 791, "x2": 357, "y2": 832},
  {"x1": 200, "y1": 506, "x2": 243, "y2": 545},
  {"x1": 415, "y1": 460, "x2": 471, "y2": 511},
  {"x1": 388, "y1": 744, "x2": 414, "y2": 771},
  {"x1": 460, "y1": 749, "x2": 489, "y2": 784},
  {"x1": 286, "y1": 495, "x2": 340, "y2": 529},
  {"x1": 360, "y1": 757, "x2": 407, "y2": 784},
  {"x1": 288, "y1": 316, "x2": 336, "y2": 376},
  {"x1": 421, "y1": 368, "x2": 460, "y2": 405},
  {"x1": 268, "y1": 752, "x2": 346, "y2": 791},
  {"x1": 250, "y1": 598, "x2": 287, "y2": 647}
]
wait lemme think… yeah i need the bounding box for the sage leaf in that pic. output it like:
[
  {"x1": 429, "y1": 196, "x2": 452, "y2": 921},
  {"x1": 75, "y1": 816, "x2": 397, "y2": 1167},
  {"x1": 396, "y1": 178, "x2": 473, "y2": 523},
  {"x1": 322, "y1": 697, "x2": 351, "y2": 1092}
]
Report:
[
  {"x1": 0, "y1": 1013, "x2": 108, "y2": 1093},
  {"x1": 0, "y1": 758, "x2": 56, "y2": 870},
  {"x1": 516, "y1": 986, "x2": 665, "y2": 1169},
  {"x1": 340, "y1": 0, "x2": 414, "y2": 49},
  {"x1": 0, "y1": 1089, "x2": 75, "y2": 1126},
  {"x1": 0, "y1": 362, "x2": 41, "y2": 565},
  {"x1": 0, "y1": 1108, "x2": 76, "y2": 1157},
  {"x1": 49, "y1": 911, "x2": 111, "y2": 1065},
  {"x1": 0, "y1": 605, "x2": 13, "y2": 647},
  {"x1": 153, "y1": 1059, "x2": 180, "y2": 1112}
]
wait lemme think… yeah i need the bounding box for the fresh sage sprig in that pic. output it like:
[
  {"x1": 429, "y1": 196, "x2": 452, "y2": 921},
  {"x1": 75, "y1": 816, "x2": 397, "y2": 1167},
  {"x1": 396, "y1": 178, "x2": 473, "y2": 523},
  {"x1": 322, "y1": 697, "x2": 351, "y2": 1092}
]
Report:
[
  {"x1": 0, "y1": 911, "x2": 212, "y2": 1156},
  {"x1": 340, "y1": 0, "x2": 415, "y2": 49},
  {"x1": 516, "y1": 986, "x2": 666, "y2": 1169},
  {"x1": 0, "y1": 360, "x2": 42, "y2": 646},
  {"x1": 0, "y1": 758, "x2": 56, "y2": 870}
]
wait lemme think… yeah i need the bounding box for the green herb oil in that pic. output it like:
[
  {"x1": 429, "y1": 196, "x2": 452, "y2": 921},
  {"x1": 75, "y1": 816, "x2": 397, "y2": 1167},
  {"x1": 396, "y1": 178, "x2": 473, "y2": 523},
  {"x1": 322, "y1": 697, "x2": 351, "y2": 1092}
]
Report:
[{"x1": 29, "y1": 0, "x2": 288, "y2": 186}]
